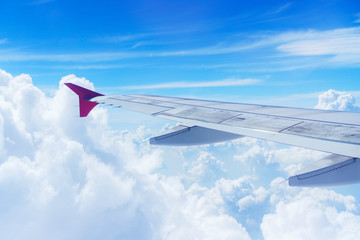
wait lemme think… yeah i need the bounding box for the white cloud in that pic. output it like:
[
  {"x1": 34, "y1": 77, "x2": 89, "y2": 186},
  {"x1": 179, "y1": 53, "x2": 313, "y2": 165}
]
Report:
[
  {"x1": 231, "y1": 137, "x2": 326, "y2": 176},
  {"x1": 266, "y1": 147, "x2": 327, "y2": 175},
  {"x1": 0, "y1": 68, "x2": 252, "y2": 239},
  {"x1": 156, "y1": 181, "x2": 252, "y2": 240},
  {"x1": 124, "y1": 78, "x2": 260, "y2": 90},
  {"x1": 261, "y1": 184, "x2": 360, "y2": 240},
  {"x1": 185, "y1": 151, "x2": 226, "y2": 180},
  {"x1": 237, "y1": 186, "x2": 268, "y2": 211},
  {"x1": 234, "y1": 141, "x2": 266, "y2": 164},
  {"x1": 315, "y1": 89, "x2": 360, "y2": 112},
  {"x1": 0, "y1": 68, "x2": 12, "y2": 85}
]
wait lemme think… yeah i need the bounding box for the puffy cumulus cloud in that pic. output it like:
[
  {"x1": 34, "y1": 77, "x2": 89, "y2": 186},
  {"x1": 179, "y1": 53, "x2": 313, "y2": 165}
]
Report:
[
  {"x1": 315, "y1": 89, "x2": 360, "y2": 112},
  {"x1": 212, "y1": 176, "x2": 270, "y2": 237},
  {"x1": 266, "y1": 147, "x2": 327, "y2": 175},
  {"x1": 0, "y1": 69, "x2": 251, "y2": 240},
  {"x1": 234, "y1": 140, "x2": 266, "y2": 164},
  {"x1": 231, "y1": 137, "x2": 325, "y2": 176},
  {"x1": 232, "y1": 137, "x2": 274, "y2": 168},
  {"x1": 261, "y1": 180, "x2": 360, "y2": 240},
  {"x1": 237, "y1": 187, "x2": 268, "y2": 212},
  {"x1": 154, "y1": 179, "x2": 252, "y2": 240},
  {"x1": 214, "y1": 176, "x2": 268, "y2": 210},
  {"x1": 184, "y1": 151, "x2": 226, "y2": 181}
]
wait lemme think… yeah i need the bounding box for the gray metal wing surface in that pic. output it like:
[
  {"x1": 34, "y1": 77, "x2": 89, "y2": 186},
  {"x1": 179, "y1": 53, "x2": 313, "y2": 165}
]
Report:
[{"x1": 65, "y1": 83, "x2": 360, "y2": 187}]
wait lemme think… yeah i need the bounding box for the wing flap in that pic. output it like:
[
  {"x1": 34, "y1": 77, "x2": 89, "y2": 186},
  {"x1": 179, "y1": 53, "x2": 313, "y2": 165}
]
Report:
[
  {"x1": 289, "y1": 154, "x2": 360, "y2": 187},
  {"x1": 149, "y1": 125, "x2": 242, "y2": 146}
]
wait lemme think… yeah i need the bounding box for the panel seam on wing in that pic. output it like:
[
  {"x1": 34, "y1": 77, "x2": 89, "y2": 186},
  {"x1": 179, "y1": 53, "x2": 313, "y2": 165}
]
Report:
[{"x1": 278, "y1": 121, "x2": 305, "y2": 133}]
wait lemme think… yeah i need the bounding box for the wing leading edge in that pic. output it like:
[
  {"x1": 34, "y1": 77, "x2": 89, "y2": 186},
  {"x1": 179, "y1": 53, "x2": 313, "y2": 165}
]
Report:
[{"x1": 65, "y1": 83, "x2": 360, "y2": 187}]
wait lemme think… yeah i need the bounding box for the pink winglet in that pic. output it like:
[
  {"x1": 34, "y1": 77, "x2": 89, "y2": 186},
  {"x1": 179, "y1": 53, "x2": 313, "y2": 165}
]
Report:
[{"x1": 65, "y1": 83, "x2": 104, "y2": 117}]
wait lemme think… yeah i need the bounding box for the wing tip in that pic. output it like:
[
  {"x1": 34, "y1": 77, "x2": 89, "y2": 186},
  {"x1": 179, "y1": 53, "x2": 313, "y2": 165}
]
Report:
[
  {"x1": 65, "y1": 83, "x2": 104, "y2": 117},
  {"x1": 64, "y1": 82, "x2": 104, "y2": 100}
]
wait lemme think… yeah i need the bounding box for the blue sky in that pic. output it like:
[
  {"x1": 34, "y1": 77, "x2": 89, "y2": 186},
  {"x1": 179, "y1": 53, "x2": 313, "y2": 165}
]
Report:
[
  {"x1": 1, "y1": 1, "x2": 360, "y2": 240},
  {"x1": 1, "y1": 0, "x2": 360, "y2": 104}
]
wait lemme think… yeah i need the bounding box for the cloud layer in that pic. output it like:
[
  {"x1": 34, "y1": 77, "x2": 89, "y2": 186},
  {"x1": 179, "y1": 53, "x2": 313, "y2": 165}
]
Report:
[
  {"x1": 0, "y1": 68, "x2": 359, "y2": 239},
  {"x1": 0, "y1": 69, "x2": 252, "y2": 239}
]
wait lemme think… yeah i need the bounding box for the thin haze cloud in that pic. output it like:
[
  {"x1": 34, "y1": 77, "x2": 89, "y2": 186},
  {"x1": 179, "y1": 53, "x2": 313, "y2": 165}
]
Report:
[
  {"x1": 96, "y1": 28, "x2": 200, "y2": 43},
  {"x1": 97, "y1": 33, "x2": 159, "y2": 43},
  {"x1": 355, "y1": 13, "x2": 360, "y2": 23},
  {"x1": 269, "y1": 2, "x2": 293, "y2": 15},
  {"x1": 123, "y1": 78, "x2": 261, "y2": 90},
  {"x1": 28, "y1": 0, "x2": 55, "y2": 5},
  {"x1": 277, "y1": 27, "x2": 360, "y2": 56},
  {"x1": 1, "y1": 27, "x2": 360, "y2": 68}
]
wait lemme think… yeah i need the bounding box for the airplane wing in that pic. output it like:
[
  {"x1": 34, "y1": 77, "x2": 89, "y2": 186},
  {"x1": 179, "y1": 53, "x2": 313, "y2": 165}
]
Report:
[{"x1": 65, "y1": 83, "x2": 360, "y2": 187}]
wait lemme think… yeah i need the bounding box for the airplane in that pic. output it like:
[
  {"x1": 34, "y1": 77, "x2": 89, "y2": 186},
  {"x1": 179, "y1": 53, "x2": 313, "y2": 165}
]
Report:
[{"x1": 65, "y1": 82, "x2": 360, "y2": 187}]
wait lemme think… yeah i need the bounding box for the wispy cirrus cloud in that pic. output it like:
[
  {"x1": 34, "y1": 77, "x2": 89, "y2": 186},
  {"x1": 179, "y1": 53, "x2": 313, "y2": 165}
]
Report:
[
  {"x1": 50, "y1": 63, "x2": 132, "y2": 70},
  {"x1": 0, "y1": 38, "x2": 7, "y2": 45},
  {"x1": 355, "y1": 12, "x2": 360, "y2": 23},
  {"x1": 277, "y1": 27, "x2": 360, "y2": 56},
  {"x1": 274, "y1": 27, "x2": 360, "y2": 66},
  {"x1": 96, "y1": 33, "x2": 159, "y2": 43},
  {"x1": 0, "y1": 51, "x2": 138, "y2": 62},
  {"x1": 123, "y1": 78, "x2": 260, "y2": 90},
  {"x1": 1, "y1": 27, "x2": 360, "y2": 70},
  {"x1": 269, "y1": 2, "x2": 293, "y2": 15},
  {"x1": 28, "y1": 0, "x2": 55, "y2": 5},
  {"x1": 96, "y1": 28, "x2": 199, "y2": 44},
  {"x1": 0, "y1": 43, "x2": 259, "y2": 62}
]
